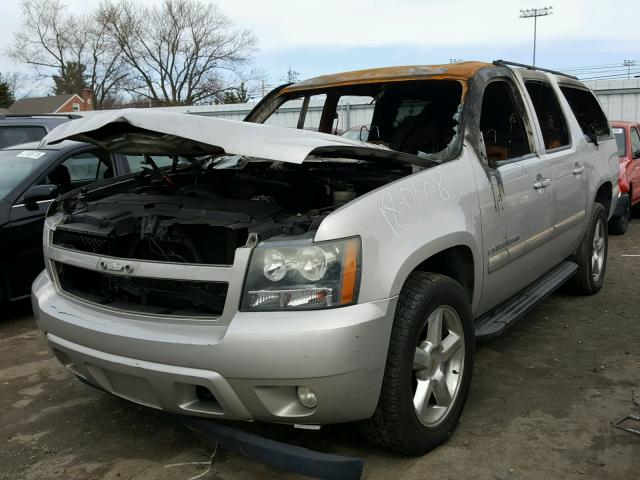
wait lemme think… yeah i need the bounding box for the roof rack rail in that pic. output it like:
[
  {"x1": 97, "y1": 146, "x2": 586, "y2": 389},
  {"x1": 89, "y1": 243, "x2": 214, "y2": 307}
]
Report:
[
  {"x1": 0, "y1": 113, "x2": 82, "y2": 119},
  {"x1": 493, "y1": 60, "x2": 578, "y2": 80}
]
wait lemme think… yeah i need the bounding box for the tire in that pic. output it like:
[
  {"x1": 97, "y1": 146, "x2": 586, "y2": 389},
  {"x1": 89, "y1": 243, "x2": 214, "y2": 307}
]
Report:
[
  {"x1": 608, "y1": 199, "x2": 630, "y2": 235},
  {"x1": 358, "y1": 272, "x2": 474, "y2": 455},
  {"x1": 567, "y1": 203, "x2": 608, "y2": 295}
]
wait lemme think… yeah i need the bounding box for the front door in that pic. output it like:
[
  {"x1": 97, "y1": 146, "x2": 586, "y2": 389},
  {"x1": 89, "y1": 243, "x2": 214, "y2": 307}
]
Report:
[
  {"x1": 475, "y1": 79, "x2": 555, "y2": 313},
  {"x1": 6, "y1": 148, "x2": 113, "y2": 298}
]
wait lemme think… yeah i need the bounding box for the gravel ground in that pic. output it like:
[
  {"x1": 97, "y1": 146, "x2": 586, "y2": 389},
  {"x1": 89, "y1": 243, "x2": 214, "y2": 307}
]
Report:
[{"x1": 1, "y1": 223, "x2": 639, "y2": 480}]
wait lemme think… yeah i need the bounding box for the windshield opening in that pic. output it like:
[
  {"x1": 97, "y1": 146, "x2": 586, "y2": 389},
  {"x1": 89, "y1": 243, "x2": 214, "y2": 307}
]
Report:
[
  {"x1": 0, "y1": 149, "x2": 51, "y2": 200},
  {"x1": 257, "y1": 80, "x2": 463, "y2": 158}
]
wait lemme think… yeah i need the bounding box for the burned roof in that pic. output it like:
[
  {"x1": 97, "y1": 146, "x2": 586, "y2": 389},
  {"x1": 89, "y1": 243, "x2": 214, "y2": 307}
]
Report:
[{"x1": 282, "y1": 61, "x2": 493, "y2": 93}]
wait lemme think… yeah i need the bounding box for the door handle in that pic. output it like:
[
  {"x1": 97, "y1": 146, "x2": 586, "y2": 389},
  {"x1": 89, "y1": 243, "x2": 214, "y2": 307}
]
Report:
[
  {"x1": 533, "y1": 178, "x2": 551, "y2": 190},
  {"x1": 572, "y1": 165, "x2": 585, "y2": 175}
]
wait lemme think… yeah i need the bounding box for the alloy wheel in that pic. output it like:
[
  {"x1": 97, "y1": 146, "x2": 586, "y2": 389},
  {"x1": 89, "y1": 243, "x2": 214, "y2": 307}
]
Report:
[
  {"x1": 592, "y1": 218, "x2": 606, "y2": 282},
  {"x1": 412, "y1": 305, "x2": 465, "y2": 427}
]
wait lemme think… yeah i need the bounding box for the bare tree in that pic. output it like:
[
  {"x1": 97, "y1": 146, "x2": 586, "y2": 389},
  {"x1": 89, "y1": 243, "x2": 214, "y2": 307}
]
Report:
[
  {"x1": 6, "y1": 0, "x2": 128, "y2": 109},
  {"x1": 7, "y1": 0, "x2": 71, "y2": 77},
  {"x1": 1, "y1": 71, "x2": 35, "y2": 100},
  {"x1": 69, "y1": 13, "x2": 129, "y2": 108},
  {"x1": 99, "y1": 0, "x2": 257, "y2": 105},
  {"x1": 281, "y1": 66, "x2": 300, "y2": 84}
]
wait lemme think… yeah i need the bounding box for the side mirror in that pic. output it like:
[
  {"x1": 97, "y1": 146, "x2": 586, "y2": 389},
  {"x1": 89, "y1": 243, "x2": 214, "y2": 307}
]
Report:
[
  {"x1": 23, "y1": 184, "x2": 59, "y2": 209},
  {"x1": 633, "y1": 149, "x2": 640, "y2": 160}
]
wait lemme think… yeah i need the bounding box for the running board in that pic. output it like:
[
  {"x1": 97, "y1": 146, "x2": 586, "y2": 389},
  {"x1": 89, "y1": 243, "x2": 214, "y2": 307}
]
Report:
[{"x1": 474, "y1": 261, "x2": 578, "y2": 342}]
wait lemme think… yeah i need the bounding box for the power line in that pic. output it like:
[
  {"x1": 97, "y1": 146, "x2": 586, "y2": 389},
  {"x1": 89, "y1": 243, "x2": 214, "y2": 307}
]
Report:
[
  {"x1": 562, "y1": 64, "x2": 634, "y2": 72},
  {"x1": 580, "y1": 70, "x2": 640, "y2": 80}
]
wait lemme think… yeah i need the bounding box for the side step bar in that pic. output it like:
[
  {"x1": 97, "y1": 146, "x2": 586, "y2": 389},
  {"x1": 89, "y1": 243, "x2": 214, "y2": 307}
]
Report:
[{"x1": 474, "y1": 261, "x2": 578, "y2": 342}]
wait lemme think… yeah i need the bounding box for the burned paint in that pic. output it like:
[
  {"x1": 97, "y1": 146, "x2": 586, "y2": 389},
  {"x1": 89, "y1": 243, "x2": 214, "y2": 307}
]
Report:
[{"x1": 281, "y1": 62, "x2": 493, "y2": 94}]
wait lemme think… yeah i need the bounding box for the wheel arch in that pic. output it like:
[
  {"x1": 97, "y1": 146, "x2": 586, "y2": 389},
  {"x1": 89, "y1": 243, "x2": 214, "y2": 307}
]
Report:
[
  {"x1": 593, "y1": 181, "x2": 613, "y2": 218},
  {"x1": 391, "y1": 233, "x2": 481, "y2": 311}
]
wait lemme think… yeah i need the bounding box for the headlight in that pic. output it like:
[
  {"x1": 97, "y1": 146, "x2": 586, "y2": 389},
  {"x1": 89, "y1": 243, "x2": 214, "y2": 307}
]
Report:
[{"x1": 241, "y1": 237, "x2": 361, "y2": 311}]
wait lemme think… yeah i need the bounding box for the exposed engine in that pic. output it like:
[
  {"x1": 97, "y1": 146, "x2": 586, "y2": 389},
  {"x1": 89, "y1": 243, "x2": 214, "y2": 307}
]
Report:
[{"x1": 52, "y1": 158, "x2": 412, "y2": 266}]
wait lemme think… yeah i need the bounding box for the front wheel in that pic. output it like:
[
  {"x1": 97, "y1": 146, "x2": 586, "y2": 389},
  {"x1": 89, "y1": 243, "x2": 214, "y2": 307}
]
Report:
[
  {"x1": 358, "y1": 272, "x2": 474, "y2": 455},
  {"x1": 567, "y1": 203, "x2": 608, "y2": 295}
]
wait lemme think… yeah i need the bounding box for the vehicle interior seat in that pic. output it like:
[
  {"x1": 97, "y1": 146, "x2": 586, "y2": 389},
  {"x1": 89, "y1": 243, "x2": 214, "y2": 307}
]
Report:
[{"x1": 47, "y1": 164, "x2": 71, "y2": 192}]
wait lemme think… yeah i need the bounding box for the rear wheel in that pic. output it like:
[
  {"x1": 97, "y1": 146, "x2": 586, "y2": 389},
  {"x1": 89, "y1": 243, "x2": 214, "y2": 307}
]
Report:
[
  {"x1": 567, "y1": 203, "x2": 608, "y2": 295},
  {"x1": 359, "y1": 272, "x2": 474, "y2": 455}
]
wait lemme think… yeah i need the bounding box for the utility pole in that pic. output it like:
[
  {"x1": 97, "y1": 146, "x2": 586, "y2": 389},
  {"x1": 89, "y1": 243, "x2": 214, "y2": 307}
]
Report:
[
  {"x1": 623, "y1": 60, "x2": 636, "y2": 79},
  {"x1": 519, "y1": 6, "x2": 553, "y2": 66}
]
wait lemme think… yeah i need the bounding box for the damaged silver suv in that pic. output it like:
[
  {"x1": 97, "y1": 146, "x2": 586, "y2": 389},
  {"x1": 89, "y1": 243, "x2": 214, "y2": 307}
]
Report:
[{"x1": 32, "y1": 61, "x2": 618, "y2": 455}]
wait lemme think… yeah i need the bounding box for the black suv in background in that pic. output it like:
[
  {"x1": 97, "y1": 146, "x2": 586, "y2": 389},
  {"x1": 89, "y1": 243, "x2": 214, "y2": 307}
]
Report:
[
  {"x1": 0, "y1": 140, "x2": 174, "y2": 303},
  {"x1": 0, "y1": 114, "x2": 78, "y2": 149}
]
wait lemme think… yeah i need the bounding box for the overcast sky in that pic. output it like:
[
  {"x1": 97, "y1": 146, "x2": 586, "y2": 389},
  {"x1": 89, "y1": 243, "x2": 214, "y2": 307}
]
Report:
[{"x1": 1, "y1": 0, "x2": 639, "y2": 95}]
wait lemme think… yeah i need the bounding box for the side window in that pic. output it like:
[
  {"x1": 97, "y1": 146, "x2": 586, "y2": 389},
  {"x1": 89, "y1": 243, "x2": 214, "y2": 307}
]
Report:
[
  {"x1": 263, "y1": 99, "x2": 301, "y2": 128},
  {"x1": 303, "y1": 94, "x2": 327, "y2": 131},
  {"x1": 631, "y1": 127, "x2": 640, "y2": 159},
  {"x1": 0, "y1": 126, "x2": 46, "y2": 149},
  {"x1": 60, "y1": 152, "x2": 109, "y2": 184},
  {"x1": 480, "y1": 80, "x2": 531, "y2": 162},
  {"x1": 337, "y1": 95, "x2": 375, "y2": 139},
  {"x1": 124, "y1": 155, "x2": 175, "y2": 173},
  {"x1": 263, "y1": 95, "x2": 327, "y2": 130},
  {"x1": 525, "y1": 81, "x2": 570, "y2": 151},
  {"x1": 31, "y1": 126, "x2": 47, "y2": 142},
  {"x1": 559, "y1": 86, "x2": 610, "y2": 140}
]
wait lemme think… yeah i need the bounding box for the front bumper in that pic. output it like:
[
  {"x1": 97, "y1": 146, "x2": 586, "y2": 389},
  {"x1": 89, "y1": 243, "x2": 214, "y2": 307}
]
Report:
[
  {"x1": 33, "y1": 271, "x2": 397, "y2": 424},
  {"x1": 614, "y1": 192, "x2": 630, "y2": 217}
]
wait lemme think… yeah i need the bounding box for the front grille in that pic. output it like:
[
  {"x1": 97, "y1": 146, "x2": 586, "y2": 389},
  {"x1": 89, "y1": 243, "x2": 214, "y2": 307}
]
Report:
[
  {"x1": 53, "y1": 230, "x2": 110, "y2": 255},
  {"x1": 54, "y1": 262, "x2": 227, "y2": 317},
  {"x1": 52, "y1": 225, "x2": 248, "y2": 265}
]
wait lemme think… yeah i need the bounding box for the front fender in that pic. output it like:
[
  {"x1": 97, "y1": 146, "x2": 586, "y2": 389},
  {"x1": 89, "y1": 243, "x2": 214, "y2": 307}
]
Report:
[{"x1": 314, "y1": 151, "x2": 483, "y2": 311}]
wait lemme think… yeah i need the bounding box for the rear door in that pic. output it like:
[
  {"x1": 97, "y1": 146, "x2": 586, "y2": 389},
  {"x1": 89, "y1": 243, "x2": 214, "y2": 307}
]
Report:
[{"x1": 522, "y1": 77, "x2": 586, "y2": 260}]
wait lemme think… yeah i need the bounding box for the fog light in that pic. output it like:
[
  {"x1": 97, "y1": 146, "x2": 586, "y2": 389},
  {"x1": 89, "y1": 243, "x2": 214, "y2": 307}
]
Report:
[{"x1": 296, "y1": 386, "x2": 318, "y2": 409}]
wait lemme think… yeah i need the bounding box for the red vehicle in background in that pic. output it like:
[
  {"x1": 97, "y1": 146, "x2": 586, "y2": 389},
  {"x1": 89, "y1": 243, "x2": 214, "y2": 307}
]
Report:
[{"x1": 610, "y1": 121, "x2": 640, "y2": 234}]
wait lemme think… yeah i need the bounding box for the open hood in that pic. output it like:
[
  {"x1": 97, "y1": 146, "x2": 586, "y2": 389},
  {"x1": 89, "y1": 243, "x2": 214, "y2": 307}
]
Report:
[{"x1": 40, "y1": 109, "x2": 432, "y2": 166}]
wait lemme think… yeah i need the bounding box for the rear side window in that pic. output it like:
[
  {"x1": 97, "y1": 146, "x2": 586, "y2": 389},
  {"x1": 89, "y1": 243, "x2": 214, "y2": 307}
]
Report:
[
  {"x1": 559, "y1": 86, "x2": 610, "y2": 140},
  {"x1": 525, "y1": 81, "x2": 570, "y2": 150},
  {"x1": 0, "y1": 126, "x2": 47, "y2": 148}
]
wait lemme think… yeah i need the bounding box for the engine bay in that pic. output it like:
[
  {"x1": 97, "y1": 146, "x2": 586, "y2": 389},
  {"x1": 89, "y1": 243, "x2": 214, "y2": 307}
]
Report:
[{"x1": 53, "y1": 157, "x2": 413, "y2": 265}]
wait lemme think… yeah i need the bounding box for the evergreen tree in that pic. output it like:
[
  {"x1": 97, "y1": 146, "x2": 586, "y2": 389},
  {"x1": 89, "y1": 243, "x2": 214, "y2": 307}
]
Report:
[
  {"x1": 52, "y1": 62, "x2": 88, "y2": 95},
  {"x1": 217, "y1": 82, "x2": 250, "y2": 104},
  {"x1": 0, "y1": 74, "x2": 15, "y2": 109}
]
